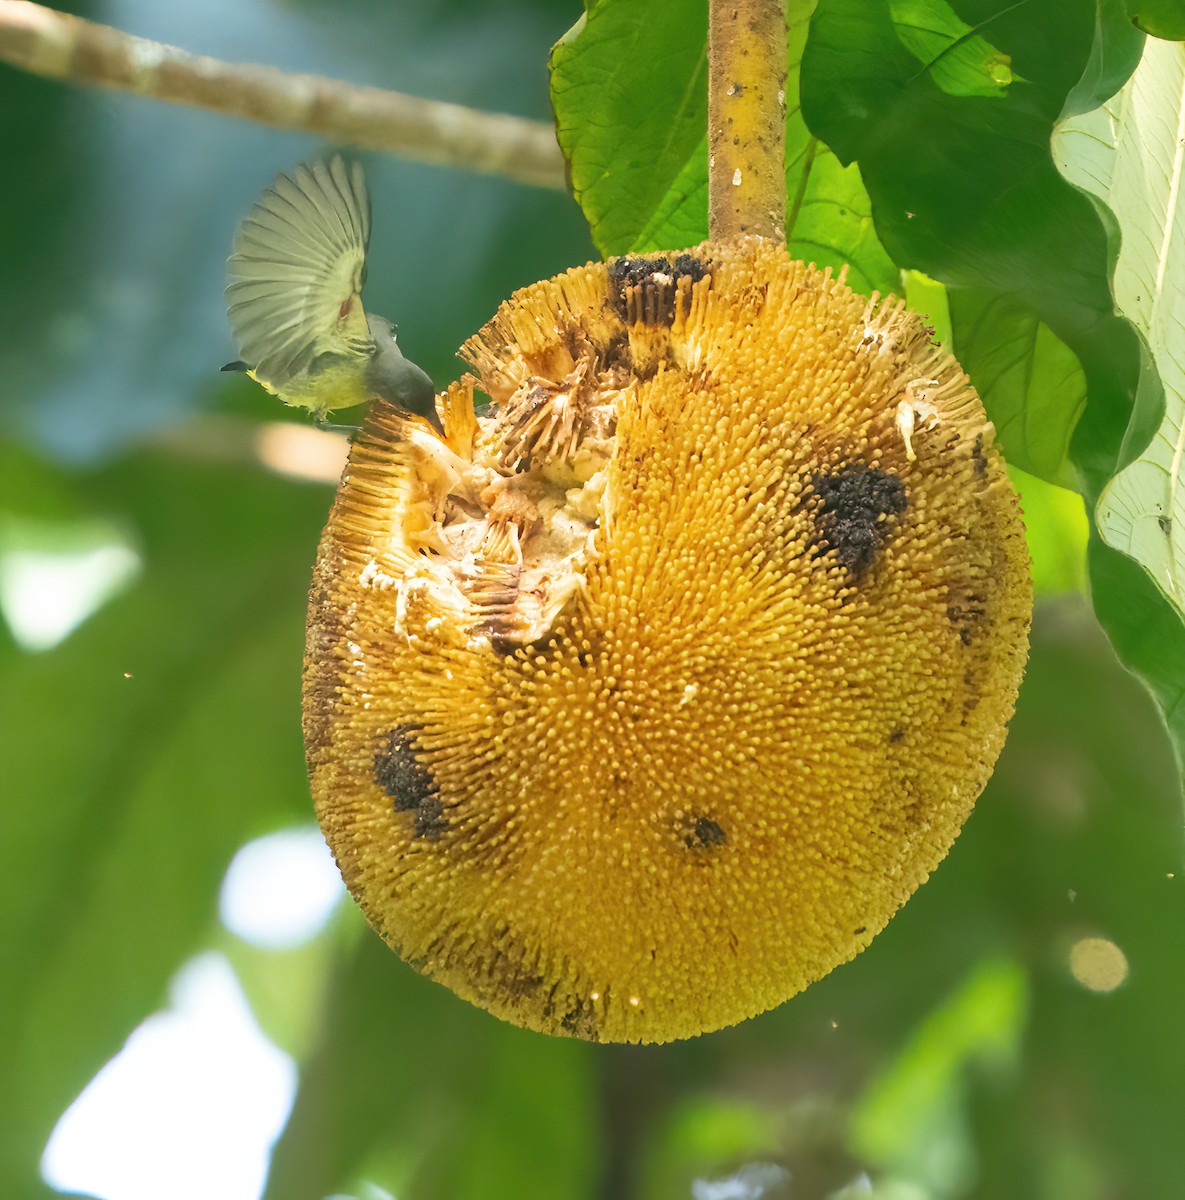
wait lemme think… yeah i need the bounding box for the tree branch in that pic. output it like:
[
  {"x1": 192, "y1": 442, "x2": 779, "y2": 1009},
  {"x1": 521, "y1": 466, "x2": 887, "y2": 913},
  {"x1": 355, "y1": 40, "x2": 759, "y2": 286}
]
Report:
[{"x1": 0, "y1": 0, "x2": 567, "y2": 190}]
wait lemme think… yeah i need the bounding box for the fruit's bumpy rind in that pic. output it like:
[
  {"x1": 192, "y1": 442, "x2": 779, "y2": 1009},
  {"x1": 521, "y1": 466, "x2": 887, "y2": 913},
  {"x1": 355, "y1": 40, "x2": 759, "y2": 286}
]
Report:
[{"x1": 304, "y1": 240, "x2": 1031, "y2": 1044}]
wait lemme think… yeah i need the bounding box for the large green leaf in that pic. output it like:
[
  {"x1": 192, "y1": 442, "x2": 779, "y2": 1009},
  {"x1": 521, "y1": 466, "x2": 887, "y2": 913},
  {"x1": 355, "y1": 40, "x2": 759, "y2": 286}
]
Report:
[
  {"x1": 779, "y1": 2, "x2": 898, "y2": 293},
  {"x1": 797, "y1": 1, "x2": 1185, "y2": 774},
  {"x1": 889, "y1": 0, "x2": 1022, "y2": 99},
  {"x1": 1054, "y1": 39, "x2": 1185, "y2": 622},
  {"x1": 949, "y1": 289, "x2": 1087, "y2": 487},
  {"x1": 1126, "y1": 0, "x2": 1185, "y2": 40},
  {"x1": 262, "y1": 921, "x2": 598, "y2": 1200},
  {"x1": 550, "y1": 0, "x2": 709, "y2": 257},
  {"x1": 801, "y1": 0, "x2": 1145, "y2": 491},
  {"x1": 551, "y1": 0, "x2": 899, "y2": 293},
  {"x1": 1047, "y1": 36, "x2": 1185, "y2": 769},
  {"x1": 850, "y1": 957, "x2": 1027, "y2": 1194},
  {"x1": 0, "y1": 450, "x2": 327, "y2": 1192}
]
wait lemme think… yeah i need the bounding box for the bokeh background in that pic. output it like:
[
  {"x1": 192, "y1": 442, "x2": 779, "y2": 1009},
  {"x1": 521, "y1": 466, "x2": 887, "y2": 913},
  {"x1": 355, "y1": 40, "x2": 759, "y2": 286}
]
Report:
[{"x1": 2, "y1": 2, "x2": 1183, "y2": 1199}]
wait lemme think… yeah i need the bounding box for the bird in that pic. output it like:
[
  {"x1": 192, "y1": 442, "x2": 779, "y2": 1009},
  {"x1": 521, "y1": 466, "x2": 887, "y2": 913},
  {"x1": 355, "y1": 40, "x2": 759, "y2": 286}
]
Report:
[{"x1": 223, "y1": 156, "x2": 442, "y2": 433}]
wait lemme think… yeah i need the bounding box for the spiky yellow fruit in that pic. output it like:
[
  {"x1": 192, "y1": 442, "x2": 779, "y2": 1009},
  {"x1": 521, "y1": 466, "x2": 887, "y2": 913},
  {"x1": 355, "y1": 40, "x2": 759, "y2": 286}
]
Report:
[{"x1": 304, "y1": 239, "x2": 1030, "y2": 1043}]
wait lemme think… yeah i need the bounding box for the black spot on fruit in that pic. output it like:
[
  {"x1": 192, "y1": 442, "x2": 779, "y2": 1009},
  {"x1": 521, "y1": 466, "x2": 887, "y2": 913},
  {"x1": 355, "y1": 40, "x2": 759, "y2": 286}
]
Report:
[
  {"x1": 810, "y1": 462, "x2": 907, "y2": 577},
  {"x1": 683, "y1": 815, "x2": 727, "y2": 850},
  {"x1": 947, "y1": 593, "x2": 989, "y2": 647},
  {"x1": 560, "y1": 997, "x2": 598, "y2": 1038},
  {"x1": 609, "y1": 254, "x2": 710, "y2": 326},
  {"x1": 374, "y1": 725, "x2": 433, "y2": 810},
  {"x1": 602, "y1": 328, "x2": 634, "y2": 372},
  {"x1": 888, "y1": 728, "x2": 905, "y2": 744},
  {"x1": 671, "y1": 253, "x2": 710, "y2": 284},
  {"x1": 374, "y1": 725, "x2": 445, "y2": 838},
  {"x1": 413, "y1": 793, "x2": 447, "y2": 840}
]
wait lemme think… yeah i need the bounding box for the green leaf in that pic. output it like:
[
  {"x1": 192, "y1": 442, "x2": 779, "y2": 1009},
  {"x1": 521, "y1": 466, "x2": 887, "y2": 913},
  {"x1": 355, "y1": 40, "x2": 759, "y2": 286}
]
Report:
[
  {"x1": 549, "y1": 0, "x2": 709, "y2": 257},
  {"x1": 1054, "y1": 40, "x2": 1185, "y2": 621},
  {"x1": 551, "y1": 0, "x2": 899, "y2": 294},
  {"x1": 1009, "y1": 467, "x2": 1090, "y2": 596},
  {"x1": 948, "y1": 289, "x2": 1087, "y2": 487},
  {"x1": 888, "y1": 0, "x2": 1021, "y2": 99},
  {"x1": 780, "y1": 2, "x2": 900, "y2": 293},
  {"x1": 778, "y1": 0, "x2": 899, "y2": 295},
  {"x1": 1088, "y1": 539, "x2": 1185, "y2": 768},
  {"x1": 0, "y1": 450, "x2": 327, "y2": 1192},
  {"x1": 903, "y1": 269, "x2": 954, "y2": 345},
  {"x1": 799, "y1": 2, "x2": 1185, "y2": 773},
  {"x1": 801, "y1": 0, "x2": 1145, "y2": 490},
  {"x1": 219, "y1": 904, "x2": 343, "y2": 1063},
  {"x1": 638, "y1": 1096, "x2": 785, "y2": 1200},
  {"x1": 263, "y1": 924, "x2": 598, "y2": 1200},
  {"x1": 850, "y1": 957, "x2": 1027, "y2": 1193},
  {"x1": 1126, "y1": 0, "x2": 1185, "y2": 40}
]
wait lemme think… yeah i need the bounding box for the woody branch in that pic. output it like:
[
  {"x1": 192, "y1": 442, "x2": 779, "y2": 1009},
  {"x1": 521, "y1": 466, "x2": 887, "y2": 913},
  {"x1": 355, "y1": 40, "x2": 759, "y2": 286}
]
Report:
[{"x1": 0, "y1": 0, "x2": 566, "y2": 190}]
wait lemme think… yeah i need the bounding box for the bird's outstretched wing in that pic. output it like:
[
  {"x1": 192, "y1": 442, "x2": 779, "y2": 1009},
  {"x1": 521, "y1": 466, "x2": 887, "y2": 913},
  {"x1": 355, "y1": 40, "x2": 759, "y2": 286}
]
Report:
[{"x1": 226, "y1": 156, "x2": 372, "y2": 389}]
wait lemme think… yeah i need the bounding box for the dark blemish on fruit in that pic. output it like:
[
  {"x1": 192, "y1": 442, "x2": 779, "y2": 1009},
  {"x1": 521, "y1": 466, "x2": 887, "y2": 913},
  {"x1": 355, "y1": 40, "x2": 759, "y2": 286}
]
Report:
[
  {"x1": 374, "y1": 725, "x2": 445, "y2": 838},
  {"x1": 304, "y1": 587, "x2": 345, "y2": 764},
  {"x1": 575, "y1": 632, "x2": 602, "y2": 669},
  {"x1": 972, "y1": 433, "x2": 988, "y2": 477},
  {"x1": 487, "y1": 631, "x2": 526, "y2": 657},
  {"x1": 602, "y1": 328, "x2": 633, "y2": 372},
  {"x1": 1159, "y1": 515, "x2": 1172, "y2": 536},
  {"x1": 889, "y1": 728, "x2": 905, "y2": 744},
  {"x1": 503, "y1": 970, "x2": 543, "y2": 1001},
  {"x1": 560, "y1": 997, "x2": 598, "y2": 1038},
  {"x1": 854, "y1": 926, "x2": 867, "y2": 935},
  {"x1": 947, "y1": 593, "x2": 988, "y2": 646},
  {"x1": 413, "y1": 793, "x2": 447, "y2": 840},
  {"x1": 671, "y1": 253, "x2": 710, "y2": 284},
  {"x1": 961, "y1": 667, "x2": 981, "y2": 726},
  {"x1": 683, "y1": 815, "x2": 727, "y2": 850},
  {"x1": 375, "y1": 725, "x2": 434, "y2": 810},
  {"x1": 902, "y1": 790, "x2": 927, "y2": 829},
  {"x1": 609, "y1": 254, "x2": 710, "y2": 326},
  {"x1": 809, "y1": 462, "x2": 907, "y2": 577}
]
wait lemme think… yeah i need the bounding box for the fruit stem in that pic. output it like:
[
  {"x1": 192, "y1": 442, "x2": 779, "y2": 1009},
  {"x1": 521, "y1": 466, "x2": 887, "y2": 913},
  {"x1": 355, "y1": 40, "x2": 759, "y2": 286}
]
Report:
[{"x1": 707, "y1": 0, "x2": 788, "y2": 242}]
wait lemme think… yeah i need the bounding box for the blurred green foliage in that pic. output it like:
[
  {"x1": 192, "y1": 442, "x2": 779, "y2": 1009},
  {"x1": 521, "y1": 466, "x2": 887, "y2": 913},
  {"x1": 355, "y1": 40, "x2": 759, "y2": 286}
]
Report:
[{"x1": 2, "y1": 1, "x2": 1183, "y2": 1199}]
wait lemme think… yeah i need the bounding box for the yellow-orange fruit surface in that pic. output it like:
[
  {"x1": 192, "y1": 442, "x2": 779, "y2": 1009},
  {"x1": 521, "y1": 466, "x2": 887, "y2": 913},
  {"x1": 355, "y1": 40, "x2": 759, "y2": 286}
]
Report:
[{"x1": 304, "y1": 239, "x2": 1031, "y2": 1043}]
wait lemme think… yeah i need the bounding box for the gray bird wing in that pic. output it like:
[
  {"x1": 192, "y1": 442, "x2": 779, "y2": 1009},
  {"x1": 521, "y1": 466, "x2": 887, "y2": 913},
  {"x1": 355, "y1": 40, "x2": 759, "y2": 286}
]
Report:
[{"x1": 226, "y1": 156, "x2": 372, "y2": 388}]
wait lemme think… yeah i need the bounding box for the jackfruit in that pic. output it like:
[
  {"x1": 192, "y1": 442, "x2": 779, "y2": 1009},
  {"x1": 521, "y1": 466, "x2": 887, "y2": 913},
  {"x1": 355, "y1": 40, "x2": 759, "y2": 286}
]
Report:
[{"x1": 303, "y1": 238, "x2": 1031, "y2": 1043}]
